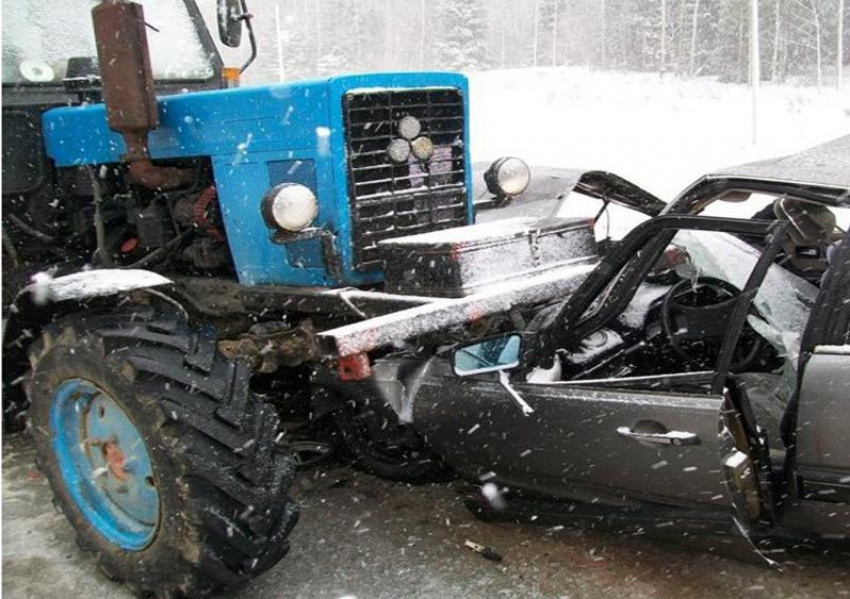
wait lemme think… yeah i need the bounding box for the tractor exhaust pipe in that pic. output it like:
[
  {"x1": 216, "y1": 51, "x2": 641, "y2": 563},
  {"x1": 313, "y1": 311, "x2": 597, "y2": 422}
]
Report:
[{"x1": 91, "y1": 0, "x2": 190, "y2": 189}]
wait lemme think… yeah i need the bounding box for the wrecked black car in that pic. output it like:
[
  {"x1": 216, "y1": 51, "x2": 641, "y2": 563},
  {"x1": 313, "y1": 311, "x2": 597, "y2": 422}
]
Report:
[{"x1": 318, "y1": 135, "x2": 850, "y2": 550}]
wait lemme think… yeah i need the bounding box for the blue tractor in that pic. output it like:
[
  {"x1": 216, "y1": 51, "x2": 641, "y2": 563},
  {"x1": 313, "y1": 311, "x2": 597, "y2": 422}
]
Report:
[
  {"x1": 2, "y1": 0, "x2": 547, "y2": 595},
  {"x1": 8, "y1": 2, "x2": 847, "y2": 595}
]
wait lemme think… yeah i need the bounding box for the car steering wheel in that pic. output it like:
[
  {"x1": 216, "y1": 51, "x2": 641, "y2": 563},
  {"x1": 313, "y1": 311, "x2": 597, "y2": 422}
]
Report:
[{"x1": 660, "y1": 276, "x2": 765, "y2": 372}]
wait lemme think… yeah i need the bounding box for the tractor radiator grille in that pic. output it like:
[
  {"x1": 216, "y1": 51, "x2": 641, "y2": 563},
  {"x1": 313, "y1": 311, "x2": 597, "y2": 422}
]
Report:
[{"x1": 342, "y1": 88, "x2": 468, "y2": 272}]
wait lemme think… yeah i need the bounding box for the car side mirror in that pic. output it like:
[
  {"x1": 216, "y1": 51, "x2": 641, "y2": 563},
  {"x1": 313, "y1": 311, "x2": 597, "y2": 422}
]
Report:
[
  {"x1": 452, "y1": 333, "x2": 522, "y2": 377},
  {"x1": 217, "y1": 0, "x2": 244, "y2": 48},
  {"x1": 452, "y1": 333, "x2": 535, "y2": 415}
]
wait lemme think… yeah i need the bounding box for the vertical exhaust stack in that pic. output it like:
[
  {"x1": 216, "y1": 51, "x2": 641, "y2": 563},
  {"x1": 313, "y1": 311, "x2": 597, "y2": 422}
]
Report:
[{"x1": 92, "y1": 0, "x2": 190, "y2": 189}]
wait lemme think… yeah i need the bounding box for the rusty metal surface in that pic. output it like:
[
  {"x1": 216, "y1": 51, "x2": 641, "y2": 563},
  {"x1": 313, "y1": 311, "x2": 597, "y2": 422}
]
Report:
[
  {"x1": 92, "y1": 0, "x2": 158, "y2": 152},
  {"x1": 126, "y1": 156, "x2": 193, "y2": 189},
  {"x1": 217, "y1": 320, "x2": 320, "y2": 372},
  {"x1": 91, "y1": 0, "x2": 190, "y2": 189}
]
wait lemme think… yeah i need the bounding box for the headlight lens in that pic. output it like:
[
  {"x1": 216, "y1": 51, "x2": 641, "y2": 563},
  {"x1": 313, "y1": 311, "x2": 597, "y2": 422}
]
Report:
[
  {"x1": 387, "y1": 138, "x2": 411, "y2": 163},
  {"x1": 397, "y1": 115, "x2": 422, "y2": 140},
  {"x1": 410, "y1": 136, "x2": 435, "y2": 161},
  {"x1": 485, "y1": 157, "x2": 531, "y2": 198},
  {"x1": 261, "y1": 183, "x2": 319, "y2": 232}
]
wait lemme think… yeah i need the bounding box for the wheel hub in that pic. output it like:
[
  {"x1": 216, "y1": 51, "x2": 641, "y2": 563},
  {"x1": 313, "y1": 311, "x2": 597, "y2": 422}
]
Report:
[
  {"x1": 50, "y1": 379, "x2": 160, "y2": 550},
  {"x1": 102, "y1": 439, "x2": 128, "y2": 482}
]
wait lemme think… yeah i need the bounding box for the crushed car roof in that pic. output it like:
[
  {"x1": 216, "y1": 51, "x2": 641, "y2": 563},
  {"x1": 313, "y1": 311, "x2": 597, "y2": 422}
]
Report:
[{"x1": 710, "y1": 134, "x2": 850, "y2": 191}]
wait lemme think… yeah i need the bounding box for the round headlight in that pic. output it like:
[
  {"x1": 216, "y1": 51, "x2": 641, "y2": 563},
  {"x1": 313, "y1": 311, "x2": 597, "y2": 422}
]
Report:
[
  {"x1": 397, "y1": 115, "x2": 422, "y2": 140},
  {"x1": 410, "y1": 136, "x2": 435, "y2": 161},
  {"x1": 261, "y1": 183, "x2": 318, "y2": 232},
  {"x1": 485, "y1": 157, "x2": 531, "y2": 198},
  {"x1": 387, "y1": 138, "x2": 411, "y2": 163}
]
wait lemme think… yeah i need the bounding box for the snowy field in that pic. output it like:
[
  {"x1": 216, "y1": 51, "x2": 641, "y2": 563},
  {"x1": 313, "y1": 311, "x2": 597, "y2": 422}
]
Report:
[{"x1": 469, "y1": 67, "x2": 850, "y2": 201}]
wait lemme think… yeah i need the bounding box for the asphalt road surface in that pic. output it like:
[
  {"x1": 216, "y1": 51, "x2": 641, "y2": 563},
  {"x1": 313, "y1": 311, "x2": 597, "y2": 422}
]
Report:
[{"x1": 3, "y1": 434, "x2": 849, "y2": 598}]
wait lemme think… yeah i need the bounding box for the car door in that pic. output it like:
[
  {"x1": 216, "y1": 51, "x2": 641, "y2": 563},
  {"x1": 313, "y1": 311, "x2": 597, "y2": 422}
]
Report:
[
  {"x1": 413, "y1": 217, "x2": 791, "y2": 518},
  {"x1": 792, "y1": 232, "x2": 850, "y2": 513},
  {"x1": 795, "y1": 345, "x2": 850, "y2": 503},
  {"x1": 415, "y1": 363, "x2": 751, "y2": 512}
]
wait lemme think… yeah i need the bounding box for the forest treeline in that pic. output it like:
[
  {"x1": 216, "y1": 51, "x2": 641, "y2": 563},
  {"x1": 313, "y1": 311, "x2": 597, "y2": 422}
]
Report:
[{"x1": 212, "y1": 0, "x2": 847, "y2": 88}]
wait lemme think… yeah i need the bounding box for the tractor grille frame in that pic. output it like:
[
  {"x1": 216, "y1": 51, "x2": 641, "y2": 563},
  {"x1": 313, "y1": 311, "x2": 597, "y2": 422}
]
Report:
[{"x1": 342, "y1": 87, "x2": 468, "y2": 272}]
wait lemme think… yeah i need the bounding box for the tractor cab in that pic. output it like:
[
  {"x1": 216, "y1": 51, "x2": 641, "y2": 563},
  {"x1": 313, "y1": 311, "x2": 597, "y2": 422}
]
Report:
[{"x1": 2, "y1": 0, "x2": 223, "y2": 99}]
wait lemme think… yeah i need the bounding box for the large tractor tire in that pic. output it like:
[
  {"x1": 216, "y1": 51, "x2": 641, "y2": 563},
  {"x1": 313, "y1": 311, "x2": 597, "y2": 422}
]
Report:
[{"x1": 27, "y1": 310, "x2": 299, "y2": 598}]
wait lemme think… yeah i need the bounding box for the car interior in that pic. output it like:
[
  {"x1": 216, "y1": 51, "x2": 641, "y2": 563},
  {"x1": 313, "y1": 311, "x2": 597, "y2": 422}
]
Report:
[{"x1": 526, "y1": 195, "x2": 846, "y2": 453}]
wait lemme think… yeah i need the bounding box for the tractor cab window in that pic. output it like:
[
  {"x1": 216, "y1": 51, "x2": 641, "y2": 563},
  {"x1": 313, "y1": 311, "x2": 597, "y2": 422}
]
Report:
[{"x1": 2, "y1": 0, "x2": 216, "y2": 86}]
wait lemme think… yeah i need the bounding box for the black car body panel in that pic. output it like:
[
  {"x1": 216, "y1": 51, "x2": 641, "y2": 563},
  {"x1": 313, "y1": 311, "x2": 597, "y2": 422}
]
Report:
[{"x1": 359, "y1": 136, "x2": 850, "y2": 547}]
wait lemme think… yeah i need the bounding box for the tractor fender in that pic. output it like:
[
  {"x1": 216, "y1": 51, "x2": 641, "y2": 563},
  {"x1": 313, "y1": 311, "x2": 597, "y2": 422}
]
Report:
[
  {"x1": 17, "y1": 268, "x2": 172, "y2": 305},
  {"x1": 2, "y1": 269, "x2": 172, "y2": 431}
]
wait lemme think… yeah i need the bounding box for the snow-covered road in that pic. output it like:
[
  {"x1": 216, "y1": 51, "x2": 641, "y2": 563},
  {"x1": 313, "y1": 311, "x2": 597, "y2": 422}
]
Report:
[
  {"x1": 3, "y1": 435, "x2": 849, "y2": 598},
  {"x1": 469, "y1": 67, "x2": 850, "y2": 200}
]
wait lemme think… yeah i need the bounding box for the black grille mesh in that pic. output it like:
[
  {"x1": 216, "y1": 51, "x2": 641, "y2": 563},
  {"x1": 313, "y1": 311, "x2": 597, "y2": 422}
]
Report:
[{"x1": 343, "y1": 88, "x2": 468, "y2": 271}]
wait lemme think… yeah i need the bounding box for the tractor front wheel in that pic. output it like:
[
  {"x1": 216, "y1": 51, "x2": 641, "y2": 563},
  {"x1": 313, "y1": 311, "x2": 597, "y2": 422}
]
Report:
[{"x1": 27, "y1": 310, "x2": 299, "y2": 597}]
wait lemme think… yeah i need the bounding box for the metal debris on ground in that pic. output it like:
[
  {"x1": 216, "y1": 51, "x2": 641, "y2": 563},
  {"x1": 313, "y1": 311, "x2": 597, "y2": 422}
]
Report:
[{"x1": 464, "y1": 540, "x2": 504, "y2": 563}]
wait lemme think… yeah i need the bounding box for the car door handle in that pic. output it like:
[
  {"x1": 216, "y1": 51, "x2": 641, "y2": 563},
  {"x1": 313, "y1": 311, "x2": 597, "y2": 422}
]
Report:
[{"x1": 616, "y1": 426, "x2": 700, "y2": 446}]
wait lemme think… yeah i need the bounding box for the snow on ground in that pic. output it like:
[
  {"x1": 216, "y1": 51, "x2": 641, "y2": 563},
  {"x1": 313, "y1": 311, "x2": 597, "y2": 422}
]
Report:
[{"x1": 469, "y1": 67, "x2": 850, "y2": 201}]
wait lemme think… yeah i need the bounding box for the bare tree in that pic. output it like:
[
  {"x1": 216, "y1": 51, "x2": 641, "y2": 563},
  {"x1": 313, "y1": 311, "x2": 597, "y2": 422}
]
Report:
[
  {"x1": 353, "y1": 0, "x2": 362, "y2": 64},
  {"x1": 552, "y1": 0, "x2": 560, "y2": 67},
  {"x1": 835, "y1": 0, "x2": 844, "y2": 91},
  {"x1": 812, "y1": 0, "x2": 822, "y2": 91},
  {"x1": 533, "y1": 0, "x2": 540, "y2": 66},
  {"x1": 689, "y1": 0, "x2": 700, "y2": 75},
  {"x1": 660, "y1": 0, "x2": 667, "y2": 73},
  {"x1": 771, "y1": 0, "x2": 783, "y2": 80},
  {"x1": 600, "y1": 0, "x2": 607, "y2": 67},
  {"x1": 242, "y1": 0, "x2": 844, "y2": 88},
  {"x1": 419, "y1": 0, "x2": 426, "y2": 69},
  {"x1": 501, "y1": 0, "x2": 508, "y2": 68},
  {"x1": 751, "y1": 0, "x2": 761, "y2": 143},
  {"x1": 790, "y1": 0, "x2": 823, "y2": 90},
  {"x1": 312, "y1": 0, "x2": 321, "y2": 63},
  {"x1": 275, "y1": 2, "x2": 285, "y2": 81}
]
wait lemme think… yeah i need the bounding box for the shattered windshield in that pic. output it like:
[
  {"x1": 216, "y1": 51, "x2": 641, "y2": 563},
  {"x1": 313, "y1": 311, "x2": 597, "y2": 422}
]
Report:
[
  {"x1": 677, "y1": 230, "x2": 819, "y2": 368},
  {"x1": 1, "y1": 0, "x2": 215, "y2": 85}
]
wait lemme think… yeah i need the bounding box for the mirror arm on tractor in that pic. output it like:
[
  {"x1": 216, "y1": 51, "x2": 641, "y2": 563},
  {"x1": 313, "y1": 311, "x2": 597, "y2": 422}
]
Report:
[
  {"x1": 237, "y1": 0, "x2": 258, "y2": 74},
  {"x1": 217, "y1": 0, "x2": 258, "y2": 74}
]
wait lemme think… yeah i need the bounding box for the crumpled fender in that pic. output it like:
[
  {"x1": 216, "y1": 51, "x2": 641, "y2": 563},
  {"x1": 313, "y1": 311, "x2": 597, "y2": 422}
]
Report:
[{"x1": 312, "y1": 354, "x2": 435, "y2": 424}]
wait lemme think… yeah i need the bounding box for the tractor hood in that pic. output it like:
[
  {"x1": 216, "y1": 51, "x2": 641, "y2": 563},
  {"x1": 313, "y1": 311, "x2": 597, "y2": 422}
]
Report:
[{"x1": 41, "y1": 72, "x2": 469, "y2": 167}]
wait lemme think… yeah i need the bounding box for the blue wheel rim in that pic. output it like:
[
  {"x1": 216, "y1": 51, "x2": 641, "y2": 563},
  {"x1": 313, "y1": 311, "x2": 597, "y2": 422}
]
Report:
[{"x1": 50, "y1": 379, "x2": 160, "y2": 550}]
